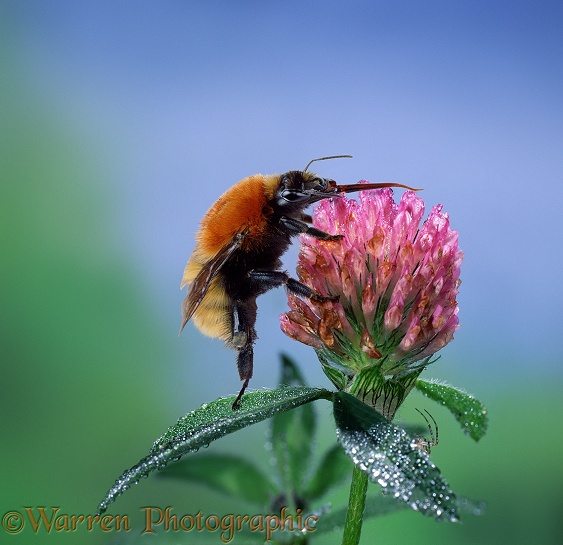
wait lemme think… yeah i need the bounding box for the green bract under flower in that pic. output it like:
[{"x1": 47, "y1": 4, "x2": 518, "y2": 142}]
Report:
[{"x1": 280, "y1": 186, "x2": 462, "y2": 419}]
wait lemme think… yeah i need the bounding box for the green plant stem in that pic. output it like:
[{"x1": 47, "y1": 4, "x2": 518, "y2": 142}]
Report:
[{"x1": 341, "y1": 465, "x2": 369, "y2": 545}]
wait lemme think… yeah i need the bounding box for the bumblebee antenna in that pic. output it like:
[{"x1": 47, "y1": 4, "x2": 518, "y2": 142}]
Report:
[{"x1": 303, "y1": 155, "x2": 353, "y2": 172}]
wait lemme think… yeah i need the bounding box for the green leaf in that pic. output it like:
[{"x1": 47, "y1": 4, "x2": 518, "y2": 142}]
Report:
[
  {"x1": 97, "y1": 386, "x2": 330, "y2": 514},
  {"x1": 333, "y1": 391, "x2": 459, "y2": 522},
  {"x1": 304, "y1": 443, "x2": 353, "y2": 501},
  {"x1": 270, "y1": 355, "x2": 317, "y2": 499},
  {"x1": 157, "y1": 453, "x2": 277, "y2": 507},
  {"x1": 415, "y1": 379, "x2": 488, "y2": 441}
]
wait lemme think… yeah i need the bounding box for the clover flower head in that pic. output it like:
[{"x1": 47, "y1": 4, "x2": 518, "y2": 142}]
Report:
[{"x1": 280, "y1": 185, "x2": 462, "y2": 419}]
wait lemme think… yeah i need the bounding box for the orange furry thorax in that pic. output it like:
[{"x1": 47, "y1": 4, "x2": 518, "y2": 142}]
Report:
[{"x1": 196, "y1": 174, "x2": 278, "y2": 257}]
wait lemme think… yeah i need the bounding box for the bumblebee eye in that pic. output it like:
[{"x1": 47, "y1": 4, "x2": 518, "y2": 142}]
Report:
[{"x1": 280, "y1": 189, "x2": 310, "y2": 203}]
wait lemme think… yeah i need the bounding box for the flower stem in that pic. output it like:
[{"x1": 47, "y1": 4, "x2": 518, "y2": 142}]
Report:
[{"x1": 341, "y1": 465, "x2": 369, "y2": 545}]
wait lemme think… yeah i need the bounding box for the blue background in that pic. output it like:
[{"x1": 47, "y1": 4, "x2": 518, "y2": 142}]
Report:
[{"x1": 2, "y1": 2, "x2": 562, "y2": 544}]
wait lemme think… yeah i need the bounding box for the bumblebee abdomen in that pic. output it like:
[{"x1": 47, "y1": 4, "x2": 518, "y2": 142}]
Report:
[{"x1": 191, "y1": 277, "x2": 232, "y2": 342}]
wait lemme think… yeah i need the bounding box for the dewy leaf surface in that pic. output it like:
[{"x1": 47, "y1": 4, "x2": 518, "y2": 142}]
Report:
[
  {"x1": 97, "y1": 386, "x2": 330, "y2": 514},
  {"x1": 333, "y1": 391, "x2": 459, "y2": 522},
  {"x1": 415, "y1": 379, "x2": 488, "y2": 441}
]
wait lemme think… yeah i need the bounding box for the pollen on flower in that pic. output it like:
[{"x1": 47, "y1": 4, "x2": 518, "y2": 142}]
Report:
[{"x1": 280, "y1": 185, "x2": 463, "y2": 419}]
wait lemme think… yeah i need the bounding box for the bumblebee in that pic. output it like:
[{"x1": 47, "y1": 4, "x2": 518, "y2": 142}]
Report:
[{"x1": 180, "y1": 156, "x2": 418, "y2": 408}]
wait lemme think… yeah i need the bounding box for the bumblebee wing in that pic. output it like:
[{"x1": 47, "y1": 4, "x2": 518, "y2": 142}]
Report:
[{"x1": 179, "y1": 230, "x2": 246, "y2": 334}]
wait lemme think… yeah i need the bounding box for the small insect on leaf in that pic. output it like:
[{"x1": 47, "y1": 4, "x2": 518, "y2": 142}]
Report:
[{"x1": 413, "y1": 408, "x2": 439, "y2": 454}]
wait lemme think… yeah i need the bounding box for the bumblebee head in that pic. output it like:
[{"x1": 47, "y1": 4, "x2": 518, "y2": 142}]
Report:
[
  {"x1": 275, "y1": 170, "x2": 339, "y2": 209},
  {"x1": 274, "y1": 155, "x2": 353, "y2": 210},
  {"x1": 273, "y1": 154, "x2": 420, "y2": 212}
]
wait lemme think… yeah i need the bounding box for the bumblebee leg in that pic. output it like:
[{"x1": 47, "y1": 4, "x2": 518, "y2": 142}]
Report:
[
  {"x1": 248, "y1": 270, "x2": 338, "y2": 302},
  {"x1": 247, "y1": 270, "x2": 286, "y2": 292},
  {"x1": 231, "y1": 300, "x2": 257, "y2": 410},
  {"x1": 232, "y1": 344, "x2": 253, "y2": 410},
  {"x1": 232, "y1": 302, "x2": 248, "y2": 348},
  {"x1": 279, "y1": 216, "x2": 342, "y2": 241},
  {"x1": 287, "y1": 277, "x2": 338, "y2": 301}
]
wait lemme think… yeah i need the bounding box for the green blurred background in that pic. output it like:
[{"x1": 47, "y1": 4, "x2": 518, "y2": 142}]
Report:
[{"x1": 1, "y1": 2, "x2": 562, "y2": 544}]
